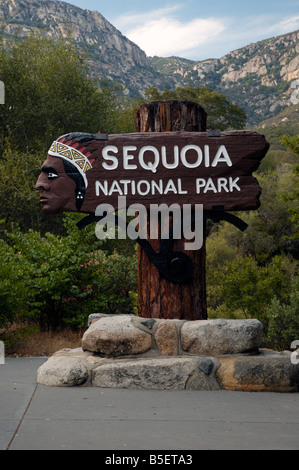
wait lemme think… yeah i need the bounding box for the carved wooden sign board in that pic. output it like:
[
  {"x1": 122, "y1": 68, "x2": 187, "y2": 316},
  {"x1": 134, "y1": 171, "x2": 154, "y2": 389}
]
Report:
[{"x1": 36, "y1": 130, "x2": 269, "y2": 217}]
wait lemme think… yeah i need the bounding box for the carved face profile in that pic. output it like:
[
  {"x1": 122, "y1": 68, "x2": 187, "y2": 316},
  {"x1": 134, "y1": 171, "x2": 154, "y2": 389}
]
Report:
[{"x1": 35, "y1": 132, "x2": 101, "y2": 215}]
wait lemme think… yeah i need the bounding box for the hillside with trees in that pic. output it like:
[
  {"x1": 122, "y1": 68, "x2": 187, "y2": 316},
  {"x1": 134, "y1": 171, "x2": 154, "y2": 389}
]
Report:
[{"x1": 0, "y1": 0, "x2": 299, "y2": 125}]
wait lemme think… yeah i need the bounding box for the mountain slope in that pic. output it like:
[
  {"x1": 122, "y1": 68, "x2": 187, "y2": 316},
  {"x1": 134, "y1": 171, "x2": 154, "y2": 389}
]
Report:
[
  {"x1": 149, "y1": 31, "x2": 299, "y2": 124},
  {"x1": 0, "y1": 0, "x2": 299, "y2": 125},
  {"x1": 0, "y1": 0, "x2": 170, "y2": 95}
]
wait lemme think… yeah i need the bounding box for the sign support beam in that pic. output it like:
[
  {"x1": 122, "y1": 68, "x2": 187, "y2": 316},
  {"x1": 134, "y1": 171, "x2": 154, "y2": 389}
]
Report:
[{"x1": 135, "y1": 100, "x2": 209, "y2": 320}]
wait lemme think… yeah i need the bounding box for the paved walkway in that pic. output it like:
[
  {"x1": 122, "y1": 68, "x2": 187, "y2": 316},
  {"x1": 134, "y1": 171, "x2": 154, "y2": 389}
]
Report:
[{"x1": 1, "y1": 357, "x2": 299, "y2": 451}]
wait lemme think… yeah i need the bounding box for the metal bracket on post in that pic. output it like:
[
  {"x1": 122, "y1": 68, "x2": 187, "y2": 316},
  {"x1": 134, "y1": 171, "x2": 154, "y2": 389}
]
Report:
[
  {"x1": 77, "y1": 212, "x2": 193, "y2": 284},
  {"x1": 205, "y1": 207, "x2": 248, "y2": 232},
  {"x1": 77, "y1": 208, "x2": 248, "y2": 284}
]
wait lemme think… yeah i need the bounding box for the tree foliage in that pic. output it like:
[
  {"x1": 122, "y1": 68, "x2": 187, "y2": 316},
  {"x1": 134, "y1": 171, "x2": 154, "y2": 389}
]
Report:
[
  {"x1": 206, "y1": 158, "x2": 298, "y2": 349},
  {"x1": 143, "y1": 85, "x2": 247, "y2": 130},
  {"x1": 280, "y1": 134, "x2": 299, "y2": 156},
  {"x1": 279, "y1": 134, "x2": 299, "y2": 237},
  {"x1": 0, "y1": 33, "x2": 122, "y2": 153},
  {"x1": 0, "y1": 33, "x2": 127, "y2": 233},
  {"x1": 266, "y1": 278, "x2": 299, "y2": 350},
  {"x1": 0, "y1": 215, "x2": 137, "y2": 333}
]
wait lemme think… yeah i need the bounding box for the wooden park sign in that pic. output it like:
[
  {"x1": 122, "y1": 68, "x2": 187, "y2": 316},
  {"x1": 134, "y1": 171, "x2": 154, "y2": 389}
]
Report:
[
  {"x1": 37, "y1": 130, "x2": 268, "y2": 214},
  {"x1": 36, "y1": 100, "x2": 269, "y2": 320}
]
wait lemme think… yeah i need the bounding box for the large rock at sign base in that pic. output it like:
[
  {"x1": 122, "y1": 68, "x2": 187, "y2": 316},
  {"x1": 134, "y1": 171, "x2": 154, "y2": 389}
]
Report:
[
  {"x1": 181, "y1": 319, "x2": 263, "y2": 355},
  {"x1": 91, "y1": 357, "x2": 220, "y2": 390},
  {"x1": 81, "y1": 315, "x2": 152, "y2": 357},
  {"x1": 154, "y1": 320, "x2": 179, "y2": 356},
  {"x1": 216, "y1": 354, "x2": 299, "y2": 392},
  {"x1": 37, "y1": 355, "x2": 89, "y2": 387}
]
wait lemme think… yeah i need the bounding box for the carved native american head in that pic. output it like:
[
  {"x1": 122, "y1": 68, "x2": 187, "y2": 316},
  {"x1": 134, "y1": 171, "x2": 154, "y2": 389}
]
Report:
[{"x1": 35, "y1": 132, "x2": 105, "y2": 215}]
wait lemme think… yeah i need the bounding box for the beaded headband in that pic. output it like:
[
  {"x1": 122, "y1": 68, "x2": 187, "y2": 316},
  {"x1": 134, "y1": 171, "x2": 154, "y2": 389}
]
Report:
[{"x1": 48, "y1": 140, "x2": 93, "y2": 188}]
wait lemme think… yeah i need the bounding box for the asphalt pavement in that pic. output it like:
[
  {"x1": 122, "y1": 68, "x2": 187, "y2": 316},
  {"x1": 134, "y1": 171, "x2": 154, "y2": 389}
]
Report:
[{"x1": 0, "y1": 357, "x2": 299, "y2": 451}]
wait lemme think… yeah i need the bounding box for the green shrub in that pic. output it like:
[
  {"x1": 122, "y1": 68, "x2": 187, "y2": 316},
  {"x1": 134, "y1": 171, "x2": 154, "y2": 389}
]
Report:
[
  {"x1": 265, "y1": 278, "x2": 299, "y2": 351},
  {"x1": 0, "y1": 215, "x2": 137, "y2": 331},
  {"x1": 0, "y1": 236, "x2": 25, "y2": 330},
  {"x1": 207, "y1": 251, "x2": 297, "y2": 333}
]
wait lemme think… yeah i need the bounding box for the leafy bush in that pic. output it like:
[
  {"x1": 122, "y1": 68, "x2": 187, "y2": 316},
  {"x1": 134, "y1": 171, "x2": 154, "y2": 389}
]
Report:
[
  {"x1": 0, "y1": 236, "x2": 25, "y2": 329},
  {"x1": 0, "y1": 33, "x2": 121, "y2": 153},
  {"x1": 205, "y1": 161, "x2": 298, "y2": 346},
  {"x1": 265, "y1": 278, "x2": 299, "y2": 350},
  {"x1": 0, "y1": 215, "x2": 137, "y2": 332},
  {"x1": 228, "y1": 255, "x2": 295, "y2": 319},
  {"x1": 142, "y1": 85, "x2": 247, "y2": 130}
]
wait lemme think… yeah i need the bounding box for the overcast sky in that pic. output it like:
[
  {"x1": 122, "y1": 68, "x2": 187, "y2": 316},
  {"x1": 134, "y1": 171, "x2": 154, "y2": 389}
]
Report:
[{"x1": 65, "y1": 0, "x2": 299, "y2": 61}]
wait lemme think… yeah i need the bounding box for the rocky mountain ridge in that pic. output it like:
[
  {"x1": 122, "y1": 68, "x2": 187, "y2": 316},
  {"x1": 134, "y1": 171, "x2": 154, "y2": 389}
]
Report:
[
  {"x1": 149, "y1": 31, "x2": 299, "y2": 124},
  {"x1": 0, "y1": 0, "x2": 299, "y2": 125}
]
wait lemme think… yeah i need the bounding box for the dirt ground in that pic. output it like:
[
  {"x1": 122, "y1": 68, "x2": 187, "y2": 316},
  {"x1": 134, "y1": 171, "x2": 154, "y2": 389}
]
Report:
[{"x1": 2, "y1": 324, "x2": 85, "y2": 357}]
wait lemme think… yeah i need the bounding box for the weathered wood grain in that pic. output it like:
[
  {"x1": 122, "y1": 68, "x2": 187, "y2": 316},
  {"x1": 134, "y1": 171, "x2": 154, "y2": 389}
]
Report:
[{"x1": 80, "y1": 130, "x2": 269, "y2": 213}]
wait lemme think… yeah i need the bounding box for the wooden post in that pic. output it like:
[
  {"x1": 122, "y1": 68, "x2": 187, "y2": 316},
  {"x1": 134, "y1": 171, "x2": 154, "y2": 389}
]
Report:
[{"x1": 134, "y1": 100, "x2": 208, "y2": 320}]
